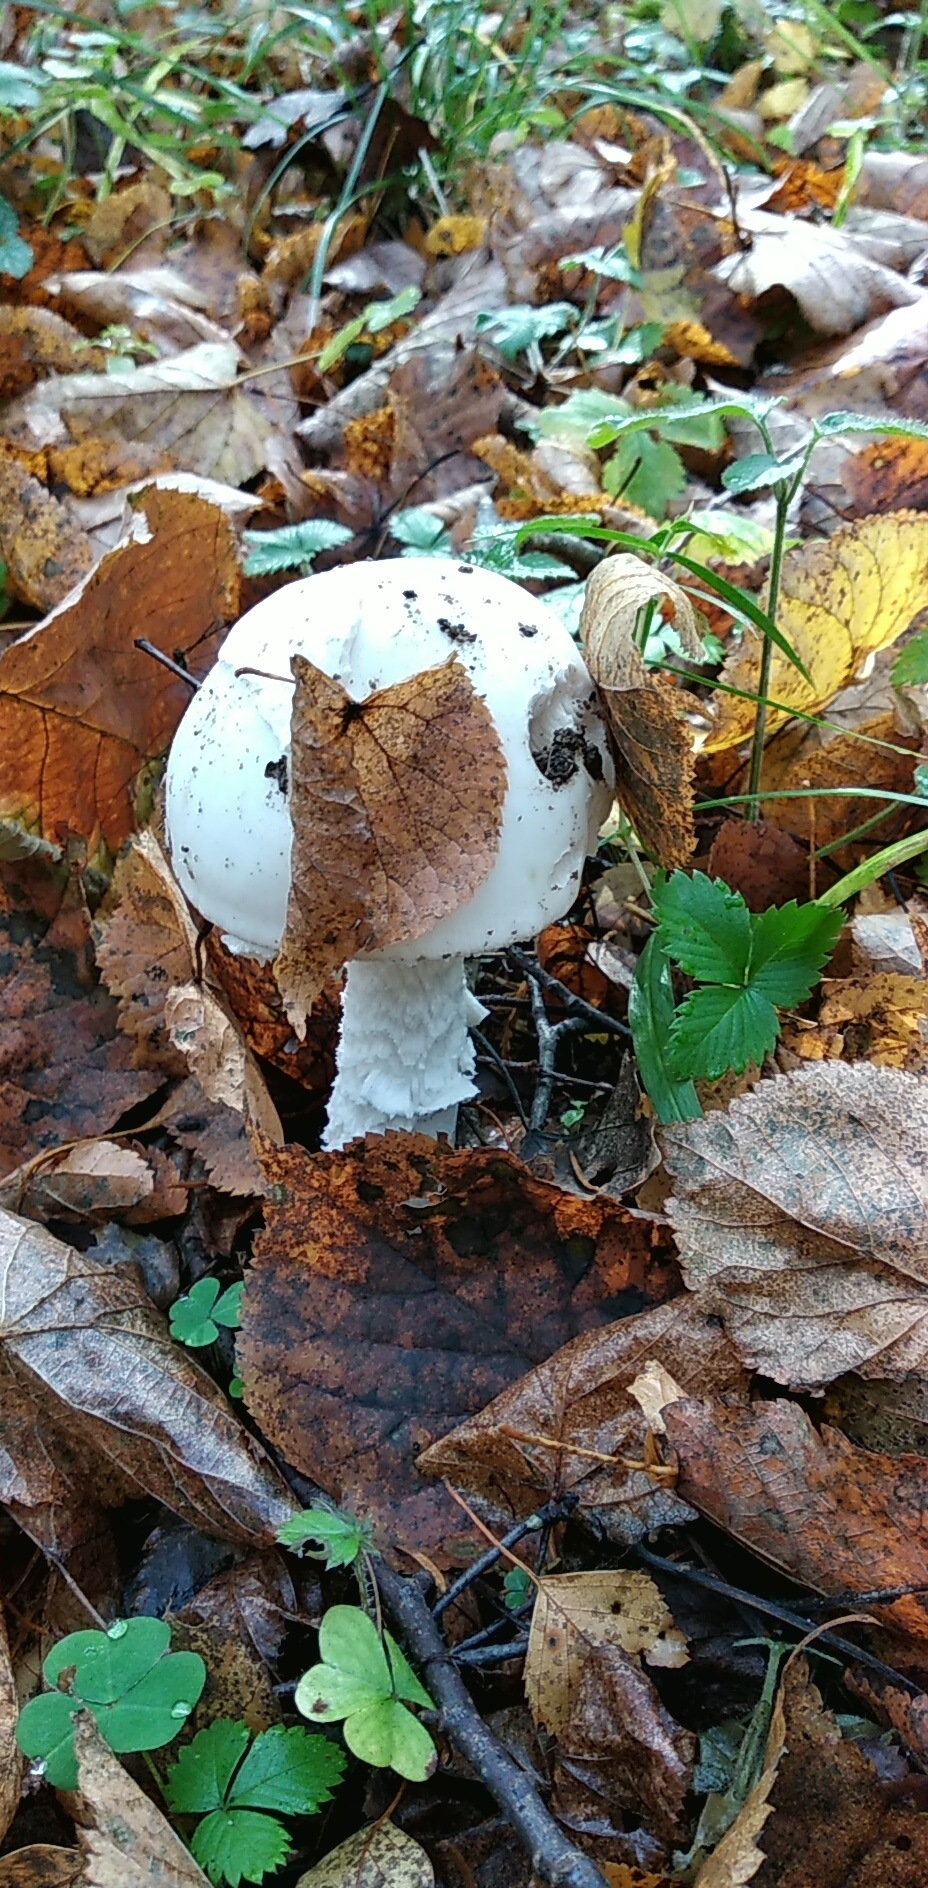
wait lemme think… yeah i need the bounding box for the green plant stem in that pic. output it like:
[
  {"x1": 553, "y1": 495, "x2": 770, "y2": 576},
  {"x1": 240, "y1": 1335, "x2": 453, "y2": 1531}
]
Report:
[
  {"x1": 817, "y1": 828, "x2": 928, "y2": 907},
  {"x1": 745, "y1": 487, "x2": 790, "y2": 818}
]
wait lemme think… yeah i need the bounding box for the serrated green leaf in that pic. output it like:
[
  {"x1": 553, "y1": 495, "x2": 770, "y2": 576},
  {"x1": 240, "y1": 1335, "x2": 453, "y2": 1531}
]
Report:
[
  {"x1": 892, "y1": 627, "x2": 928, "y2": 687},
  {"x1": 16, "y1": 1691, "x2": 80, "y2": 1790},
  {"x1": 343, "y1": 1699, "x2": 437, "y2": 1781},
  {"x1": 242, "y1": 521, "x2": 353, "y2": 577},
  {"x1": 652, "y1": 870, "x2": 753, "y2": 984},
  {"x1": 390, "y1": 506, "x2": 452, "y2": 554},
  {"x1": 629, "y1": 933, "x2": 702, "y2": 1125},
  {"x1": 653, "y1": 387, "x2": 727, "y2": 451},
  {"x1": 721, "y1": 452, "x2": 785, "y2": 496},
  {"x1": 667, "y1": 983, "x2": 779, "y2": 1080},
  {"x1": 192, "y1": 1807, "x2": 290, "y2": 1888},
  {"x1": 535, "y1": 388, "x2": 632, "y2": 445},
  {"x1": 748, "y1": 901, "x2": 842, "y2": 1008},
  {"x1": 230, "y1": 1725, "x2": 345, "y2": 1814},
  {"x1": 588, "y1": 394, "x2": 780, "y2": 451},
  {"x1": 813, "y1": 410, "x2": 928, "y2": 443},
  {"x1": 474, "y1": 302, "x2": 575, "y2": 359},
  {"x1": 604, "y1": 432, "x2": 687, "y2": 520},
  {"x1": 276, "y1": 1507, "x2": 370, "y2": 1569},
  {"x1": 166, "y1": 1720, "x2": 251, "y2": 1814}
]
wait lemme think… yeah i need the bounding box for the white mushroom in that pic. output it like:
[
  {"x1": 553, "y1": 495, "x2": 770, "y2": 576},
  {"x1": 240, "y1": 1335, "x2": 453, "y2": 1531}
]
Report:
[{"x1": 165, "y1": 557, "x2": 612, "y2": 1147}]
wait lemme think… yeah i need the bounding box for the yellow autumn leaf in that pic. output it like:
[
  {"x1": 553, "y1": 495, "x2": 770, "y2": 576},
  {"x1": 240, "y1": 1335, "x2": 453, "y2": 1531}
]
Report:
[{"x1": 704, "y1": 511, "x2": 928, "y2": 752}]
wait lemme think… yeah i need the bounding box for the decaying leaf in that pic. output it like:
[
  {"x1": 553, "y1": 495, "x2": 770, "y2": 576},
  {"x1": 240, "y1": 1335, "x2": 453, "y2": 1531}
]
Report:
[
  {"x1": 418, "y1": 1295, "x2": 747, "y2": 1545},
  {"x1": 580, "y1": 556, "x2": 704, "y2": 867},
  {"x1": 664, "y1": 1394, "x2": 928, "y2": 1651},
  {"x1": 0, "y1": 1605, "x2": 20, "y2": 1847},
  {"x1": 692, "y1": 1676, "x2": 787, "y2": 1888},
  {"x1": 0, "y1": 1206, "x2": 295, "y2": 1548},
  {"x1": 0, "y1": 453, "x2": 94, "y2": 610},
  {"x1": 781, "y1": 972, "x2": 928, "y2": 1071},
  {"x1": 72, "y1": 1711, "x2": 212, "y2": 1888},
  {"x1": 0, "y1": 1139, "x2": 157, "y2": 1223},
  {"x1": 663, "y1": 1062, "x2": 928, "y2": 1389},
  {"x1": 94, "y1": 828, "x2": 201, "y2": 1075},
  {"x1": 553, "y1": 1640, "x2": 696, "y2": 1849},
  {"x1": 165, "y1": 983, "x2": 283, "y2": 1147},
  {"x1": 704, "y1": 512, "x2": 928, "y2": 751},
  {"x1": 525, "y1": 1571, "x2": 688, "y2": 1737},
  {"x1": 716, "y1": 212, "x2": 923, "y2": 337},
  {"x1": 0, "y1": 1852, "x2": 81, "y2": 1887},
  {"x1": 239, "y1": 1134, "x2": 678, "y2": 1555},
  {"x1": 294, "y1": 1823, "x2": 434, "y2": 1887},
  {"x1": 0, "y1": 487, "x2": 239, "y2": 856},
  {"x1": 275, "y1": 655, "x2": 507, "y2": 1032}
]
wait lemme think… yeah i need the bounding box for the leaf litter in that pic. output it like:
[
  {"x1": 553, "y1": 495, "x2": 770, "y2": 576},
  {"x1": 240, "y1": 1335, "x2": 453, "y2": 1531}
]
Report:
[{"x1": 7, "y1": 4, "x2": 928, "y2": 1885}]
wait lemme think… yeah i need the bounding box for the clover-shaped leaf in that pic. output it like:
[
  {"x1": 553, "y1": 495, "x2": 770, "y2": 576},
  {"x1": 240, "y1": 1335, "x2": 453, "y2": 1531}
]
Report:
[
  {"x1": 170, "y1": 1277, "x2": 243, "y2": 1347},
  {"x1": 17, "y1": 1617, "x2": 206, "y2": 1789},
  {"x1": 295, "y1": 1606, "x2": 436, "y2": 1783}
]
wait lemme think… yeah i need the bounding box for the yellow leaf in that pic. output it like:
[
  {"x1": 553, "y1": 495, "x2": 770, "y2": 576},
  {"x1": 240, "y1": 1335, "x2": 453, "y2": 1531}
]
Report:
[{"x1": 704, "y1": 512, "x2": 928, "y2": 752}]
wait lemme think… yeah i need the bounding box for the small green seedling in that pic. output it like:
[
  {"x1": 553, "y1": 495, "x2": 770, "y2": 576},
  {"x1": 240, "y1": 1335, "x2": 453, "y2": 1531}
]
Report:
[
  {"x1": 242, "y1": 519, "x2": 354, "y2": 579},
  {"x1": 16, "y1": 1617, "x2": 206, "y2": 1790},
  {"x1": 502, "y1": 1567, "x2": 534, "y2": 1612},
  {"x1": 165, "y1": 1719, "x2": 345, "y2": 1888},
  {"x1": 295, "y1": 1605, "x2": 436, "y2": 1783},
  {"x1": 316, "y1": 286, "x2": 422, "y2": 373},
  {"x1": 641, "y1": 871, "x2": 842, "y2": 1091},
  {"x1": 277, "y1": 1507, "x2": 373, "y2": 1571},
  {"x1": 170, "y1": 1278, "x2": 243, "y2": 1348}
]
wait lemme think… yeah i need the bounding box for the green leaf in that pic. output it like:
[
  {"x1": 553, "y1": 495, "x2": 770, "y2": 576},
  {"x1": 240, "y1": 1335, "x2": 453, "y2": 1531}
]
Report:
[
  {"x1": 651, "y1": 387, "x2": 728, "y2": 451},
  {"x1": 44, "y1": 1618, "x2": 170, "y2": 1703},
  {"x1": 170, "y1": 1277, "x2": 226, "y2": 1347},
  {"x1": 747, "y1": 901, "x2": 843, "y2": 1008},
  {"x1": 587, "y1": 394, "x2": 781, "y2": 452},
  {"x1": 0, "y1": 62, "x2": 44, "y2": 108},
  {"x1": 343, "y1": 1699, "x2": 437, "y2": 1781},
  {"x1": 191, "y1": 1807, "x2": 290, "y2": 1888},
  {"x1": 474, "y1": 302, "x2": 575, "y2": 359},
  {"x1": 629, "y1": 933, "x2": 702, "y2": 1125},
  {"x1": 389, "y1": 506, "x2": 452, "y2": 554},
  {"x1": 534, "y1": 388, "x2": 632, "y2": 445},
  {"x1": 230, "y1": 1725, "x2": 345, "y2": 1814},
  {"x1": 603, "y1": 432, "x2": 687, "y2": 519},
  {"x1": 652, "y1": 870, "x2": 753, "y2": 984},
  {"x1": 318, "y1": 1606, "x2": 392, "y2": 1693},
  {"x1": 276, "y1": 1507, "x2": 371, "y2": 1569},
  {"x1": 813, "y1": 410, "x2": 928, "y2": 443},
  {"x1": 667, "y1": 982, "x2": 779, "y2": 1080},
  {"x1": 721, "y1": 452, "x2": 791, "y2": 496},
  {"x1": 0, "y1": 194, "x2": 34, "y2": 278},
  {"x1": 363, "y1": 285, "x2": 421, "y2": 332},
  {"x1": 385, "y1": 1635, "x2": 433, "y2": 1710},
  {"x1": 166, "y1": 1720, "x2": 251, "y2": 1814},
  {"x1": 16, "y1": 1692, "x2": 81, "y2": 1790},
  {"x1": 19, "y1": 1620, "x2": 205, "y2": 1789},
  {"x1": 316, "y1": 315, "x2": 366, "y2": 372},
  {"x1": 242, "y1": 521, "x2": 353, "y2": 577},
  {"x1": 559, "y1": 244, "x2": 637, "y2": 283},
  {"x1": 892, "y1": 627, "x2": 928, "y2": 686}
]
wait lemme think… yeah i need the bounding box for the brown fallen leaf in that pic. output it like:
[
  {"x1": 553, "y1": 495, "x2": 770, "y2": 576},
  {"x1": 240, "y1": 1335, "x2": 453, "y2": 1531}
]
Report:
[
  {"x1": 663, "y1": 1062, "x2": 928, "y2": 1390},
  {"x1": 842, "y1": 435, "x2": 928, "y2": 516},
  {"x1": 580, "y1": 557, "x2": 705, "y2": 868},
  {"x1": 525, "y1": 1571, "x2": 688, "y2": 1737},
  {"x1": 553, "y1": 1641, "x2": 695, "y2": 1851},
  {"x1": 0, "y1": 487, "x2": 239, "y2": 858},
  {"x1": 716, "y1": 211, "x2": 923, "y2": 337},
  {"x1": 275, "y1": 655, "x2": 507, "y2": 1032},
  {"x1": 664, "y1": 1394, "x2": 928, "y2": 1652},
  {"x1": 0, "y1": 1206, "x2": 295, "y2": 1548},
  {"x1": 166, "y1": 983, "x2": 283, "y2": 1148},
  {"x1": 0, "y1": 454, "x2": 94, "y2": 610},
  {"x1": 0, "y1": 1852, "x2": 81, "y2": 1888},
  {"x1": 417, "y1": 1295, "x2": 746, "y2": 1546},
  {"x1": 0, "y1": 305, "x2": 107, "y2": 400},
  {"x1": 0, "y1": 1139, "x2": 157, "y2": 1223},
  {"x1": 704, "y1": 513, "x2": 928, "y2": 752},
  {"x1": 72, "y1": 1710, "x2": 212, "y2": 1888},
  {"x1": 94, "y1": 829, "x2": 201, "y2": 1076},
  {"x1": 239, "y1": 1134, "x2": 679, "y2": 1556},
  {"x1": 172, "y1": 1554, "x2": 294, "y2": 1732},
  {"x1": 0, "y1": 1604, "x2": 20, "y2": 1846},
  {"x1": 294, "y1": 1823, "x2": 434, "y2": 1887},
  {"x1": 781, "y1": 972, "x2": 928, "y2": 1071},
  {"x1": 707, "y1": 819, "x2": 811, "y2": 911},
  {"x1": 692, "y1": 1673, "x2": 787, "y2": 1888},
  {"x1": 0, "y1": 860, "x2": 159, "y2": 1179}
]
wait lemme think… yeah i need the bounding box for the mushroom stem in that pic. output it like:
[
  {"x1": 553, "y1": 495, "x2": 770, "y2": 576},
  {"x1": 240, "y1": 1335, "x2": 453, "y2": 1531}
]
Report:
[{"x1": 322, "y1": 956, "x2": 486, "y2": 1149}]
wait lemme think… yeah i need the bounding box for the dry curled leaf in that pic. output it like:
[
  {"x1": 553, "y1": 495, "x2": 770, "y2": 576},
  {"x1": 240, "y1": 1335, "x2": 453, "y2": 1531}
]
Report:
[
  {"x1": 705, "y1": 512, "x2": 928, "y2": 752},
  {"x1": 0, "y1": 1607, "x2": 20, "y2": 1848},
  {"x1": 663, "y1": 1063, "x2": 928, "y2": 1390},
  {"x1": 239, "y1": 1134, "x2": 678, "y2": 1556},
  {"x1": 295, "y1": 1824, "x2": 434, "y2": 1887},
  {"x1": 275, "y1": 655, "x2": 507, "y2": 1032},
  {"x1": 0, "y1": 488, "x2": 238, "y2": 857},
  {"x1": 553, "y1": 1641, "x2": 696, "y2": 1850},
  {"x1": 581, "y1": 557, "x2": 704, "y2": 867},
  {"x1": 72, "y1": 1711, "x2": 212, "y2": 1888}
]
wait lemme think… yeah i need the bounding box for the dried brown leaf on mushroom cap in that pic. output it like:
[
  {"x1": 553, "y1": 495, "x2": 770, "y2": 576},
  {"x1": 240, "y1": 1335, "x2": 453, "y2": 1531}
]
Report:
[
  {"x1": 580, "y1": 555, "x2": 706, "y2": 869},
  {"x1": 275, "y1": 654, "x2": 508, "y2": 1034}
]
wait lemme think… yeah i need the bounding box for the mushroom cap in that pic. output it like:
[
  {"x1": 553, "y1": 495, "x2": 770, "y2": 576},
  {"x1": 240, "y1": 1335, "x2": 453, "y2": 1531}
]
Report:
[{"x1": 165, "y1": 557, "x2": 611, "y2": 958}]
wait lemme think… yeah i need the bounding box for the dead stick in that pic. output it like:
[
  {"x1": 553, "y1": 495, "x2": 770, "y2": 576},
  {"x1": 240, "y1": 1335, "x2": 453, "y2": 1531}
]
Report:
[{"x1": 374, "y1": 1557, "x2": 609, "y2": 1888}]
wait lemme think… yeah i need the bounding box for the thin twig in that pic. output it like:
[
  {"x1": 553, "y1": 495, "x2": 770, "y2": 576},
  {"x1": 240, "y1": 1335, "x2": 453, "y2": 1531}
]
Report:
[
  {"x1": 507, "y1": 948, "x2": 631, "y2": 1038},
  {"x1": 135, "y1": 639, "x2": 200, "y2": 688},
  {"x1": 433, "y1": 1499, "x2": 571, "y2": 1619}
]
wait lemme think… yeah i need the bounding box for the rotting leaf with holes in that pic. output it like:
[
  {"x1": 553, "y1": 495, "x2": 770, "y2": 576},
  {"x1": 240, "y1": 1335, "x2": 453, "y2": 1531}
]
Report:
[
  {"x1": 525, "y1": 1571, "x2": 689, "y2": 1739},
  {"x1": 275, "y1": 655, "x2": 507, "y2": 1033},
  {"x1": 0, "y1": 487, "x2": 238, "y2": 860},
  {"x1": 662, "y1": 1062, "x2": 928, "y2": 1390},
  {"x1": 0, "y1": 1206, "x2": 295, "y2": 1551},
  {"x1": 580, "y1": 556, "x2": 706, "y2": 869},
  {"x1": 238, "y1": 1135, "x2": 679, "y2": 1557},
  {"x1": 704, "y1": 512, "x2": 928, "y2": 752},
  {"x1": 417, "y1": 1295, "x2": 746, "y2": 1547}
]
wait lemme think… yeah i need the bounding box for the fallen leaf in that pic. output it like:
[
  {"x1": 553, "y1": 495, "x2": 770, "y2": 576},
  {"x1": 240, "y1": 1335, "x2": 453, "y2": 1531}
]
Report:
[
  {"x1": 704, "y1": 513, "x2": 928, "y2": 751},
  {"x1": 580, "y1": 557, "x2": 705, "y2": 867},
  {"x1": 0, "y1": 453, "x2": 94, "y2": 610},
  {"x1": 0, "y1": 304, "x2": 107, "y2": 399},
  {"x1": 692, "y1": 1677, "x2": 787, "y2": 1887},
  {"x1": 716, "y1": 212, "x2": 923, "y2": 336},
  {"x1": 0, "y1": 1206, "x2": 295, "y2": 1548},
  {"x1": 0, "y1": 1140, "x2": 156, "y2": 1222},
  {"x1": 0, "y1": 1852, "x2": 81, "y2": 1887},
  {"x1": 707, "y1": 819, "x2": 811, "y2": 911},
  {"x1": 239, "y1": 1134, "x2": 679, "y2": 1555},
  {"x1": 94, "y1": 830, "x2": 201, "y2": 1076},
  {"x1": 172, "y1": 1554, "x2": 293, "y2": 1732},
  {"x1": 295, "y1": 1823, "x2": 434, "y2": 1887},
  {"x1": 781, "y1": 972, "x2": 928, "y2": 1071},
  {"x1": 553, "y1": 1641, "x2": 695, "y2": 1849},
  {"x1": 0, "y1": 1605, "x2": 20, "y2": 1845},
  {"x1": 664, "y1": 1394, "x2": 928, "y2": 1652},
  {"x1": 853, "y1": 900, "x2": 927, "y2": 975},
  {"x1": 525, "y1": 1571, "x2": 688, "y2": 1737},
  {"x1": 165, "y1": 982, "x2": 282, "y2": 1146},
  {"x1": 842, "y1": 435, "x2": 928, "y2": 516},
  {"x1": 76, "y1": 180, "x2": 174, "y2": 266},
  {"x1": 418, "y1": 1295, "x2": 746, "y2": 1546},
  {"x1": 72, "y1": 1710, "x2": 212, "y2": 1888},
  {"x1": 0, "y1": 487, "x2": 239, "y2": 857},
  {"x1": 663, "y1": 1062, "x2": 928, "y2": 1389},
  {"x1": 275, "y1": 655, "x2": 507, "y2": 1032}
]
